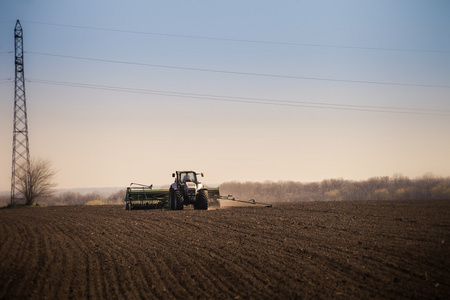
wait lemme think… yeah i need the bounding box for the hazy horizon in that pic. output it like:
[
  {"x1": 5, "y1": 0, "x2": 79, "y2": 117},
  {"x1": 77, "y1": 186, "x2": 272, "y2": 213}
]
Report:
[{"x1": 1, "y1": 1, "x2": 449, "y2": 191}]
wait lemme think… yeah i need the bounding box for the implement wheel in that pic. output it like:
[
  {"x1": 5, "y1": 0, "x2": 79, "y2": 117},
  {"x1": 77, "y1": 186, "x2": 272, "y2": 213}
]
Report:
[{"x1": 194, "y1": 189, "x2": 208, "y2": 210}]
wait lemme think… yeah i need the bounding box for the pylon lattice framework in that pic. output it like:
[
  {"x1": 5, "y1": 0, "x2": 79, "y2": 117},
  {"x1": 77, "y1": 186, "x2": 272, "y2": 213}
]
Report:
[{"x1": 11, "y1": 20, "x2": 30, "y2": 204}]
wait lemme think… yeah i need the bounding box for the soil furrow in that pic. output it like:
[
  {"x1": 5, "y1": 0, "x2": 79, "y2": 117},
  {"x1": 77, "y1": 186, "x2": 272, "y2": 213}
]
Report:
[{"x1": 0, "y1": 200, "x2": 449, "y2": 299}]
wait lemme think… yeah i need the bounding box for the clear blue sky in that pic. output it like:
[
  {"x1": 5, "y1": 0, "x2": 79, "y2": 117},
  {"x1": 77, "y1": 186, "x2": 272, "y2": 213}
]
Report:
[{"x1": 1, "y1": 0, "x2": 449, "y2": 190}]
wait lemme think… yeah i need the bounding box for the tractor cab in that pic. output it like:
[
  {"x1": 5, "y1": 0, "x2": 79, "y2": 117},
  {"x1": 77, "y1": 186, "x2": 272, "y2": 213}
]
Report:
[{"x1": 173, "y1": 171, "x2": 203, "y2": 186}]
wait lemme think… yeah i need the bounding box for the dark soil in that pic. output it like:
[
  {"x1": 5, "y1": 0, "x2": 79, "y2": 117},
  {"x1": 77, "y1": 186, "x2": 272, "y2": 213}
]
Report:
[{"x1": 0, "y1": 200, "x2": 449, "y2": 299}]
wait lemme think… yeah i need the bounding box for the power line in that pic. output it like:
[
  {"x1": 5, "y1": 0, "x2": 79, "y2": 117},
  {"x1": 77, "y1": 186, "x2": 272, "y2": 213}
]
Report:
[
  {"x1": 26, "y1": 51, "x2": 450, "y2": 89},
  {"x1": 0, "y1": 78, "x2": 13, "y2": 84},
  {"x1": 26, "y1": 78, "x2": 450, "y2": 116},
  {"x1": 23, "y1": 21, "x2": 450, "y2": 54}
]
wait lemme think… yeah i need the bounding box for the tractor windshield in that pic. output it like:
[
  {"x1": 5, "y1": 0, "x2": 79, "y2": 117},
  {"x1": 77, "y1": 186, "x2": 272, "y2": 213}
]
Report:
[{"x1": 180, "y1": 172, "x2": 196, "y2": 183}]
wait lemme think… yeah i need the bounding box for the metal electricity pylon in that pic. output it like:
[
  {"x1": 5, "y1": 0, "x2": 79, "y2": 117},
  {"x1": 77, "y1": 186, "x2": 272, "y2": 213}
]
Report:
[{"x1": 10, "y1": 20, "x2": 30, "y2": 205}]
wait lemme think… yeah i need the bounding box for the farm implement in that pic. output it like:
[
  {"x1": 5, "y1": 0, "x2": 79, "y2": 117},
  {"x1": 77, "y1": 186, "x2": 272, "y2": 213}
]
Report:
[
  {"x1": 124, "y1": 170, "x2": 271, "y2": 210},
  {"x1": 124, "y1": 184, "x2": 168, "y2": 210},
  {"x1": 215, "y1": 195, "x2": 272, "y2": 208}
]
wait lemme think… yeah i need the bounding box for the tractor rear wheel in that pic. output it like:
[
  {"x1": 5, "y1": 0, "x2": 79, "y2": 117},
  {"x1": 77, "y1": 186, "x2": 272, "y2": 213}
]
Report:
[
  {"x1": 194, "y1": 189, "x2": 208, "y2": 210},
  {"x1": 170, "y1": 188, "x2": 184, "y2": 210}
]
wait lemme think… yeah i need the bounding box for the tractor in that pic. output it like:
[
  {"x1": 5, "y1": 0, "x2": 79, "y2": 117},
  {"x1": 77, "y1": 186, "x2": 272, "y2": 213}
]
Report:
[{"x1": 169, "y1": 171, "x2": 209, "y2": 210}]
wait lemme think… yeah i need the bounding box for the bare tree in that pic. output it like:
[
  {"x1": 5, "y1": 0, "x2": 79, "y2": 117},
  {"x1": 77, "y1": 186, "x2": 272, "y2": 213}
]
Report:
[{"x1": 16, "y1": 158, "x2": 57, "y2": 205}]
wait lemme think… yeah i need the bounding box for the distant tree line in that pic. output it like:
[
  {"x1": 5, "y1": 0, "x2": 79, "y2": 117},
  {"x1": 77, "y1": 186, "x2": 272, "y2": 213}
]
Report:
[
  {"x1": 0, "y1": 190, "x2": 126, "y2": 207},
  {"x1": 219, "y1": 174, "x2": 450, "y2": 203},
  {"x1": 40, "y1": 189, "x2": 126, "y2": 206},
  {"x1": 2, "y1": 174, "x2": 449, "y2": 207}
]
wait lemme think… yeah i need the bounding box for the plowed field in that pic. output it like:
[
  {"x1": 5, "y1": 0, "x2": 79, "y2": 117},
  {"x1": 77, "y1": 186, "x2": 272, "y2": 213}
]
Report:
[{"x1": 0, "y1": 200, "x2": 449, "y2": 299}]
